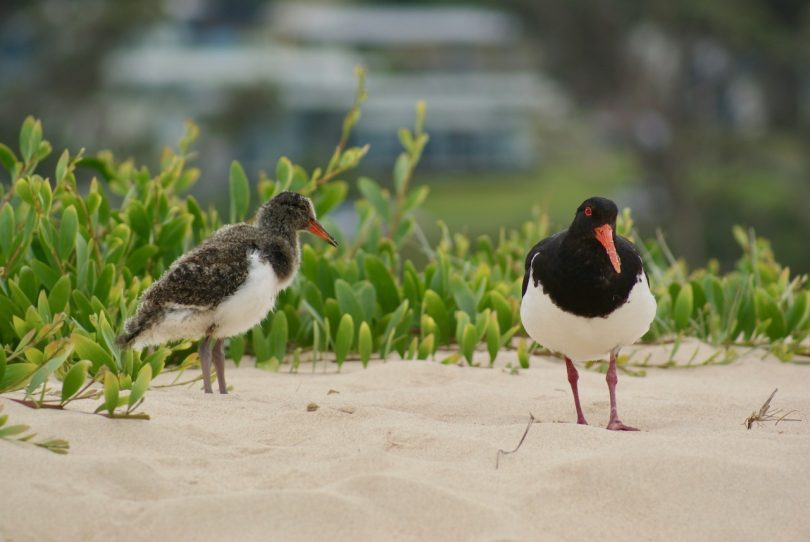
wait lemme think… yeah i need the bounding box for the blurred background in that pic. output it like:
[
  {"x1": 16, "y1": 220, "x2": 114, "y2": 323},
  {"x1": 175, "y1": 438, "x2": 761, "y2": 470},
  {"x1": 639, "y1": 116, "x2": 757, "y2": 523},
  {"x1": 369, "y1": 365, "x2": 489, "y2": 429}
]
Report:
[{"x1": 1, "y1": 0, "x2": 808, "y2": 271}]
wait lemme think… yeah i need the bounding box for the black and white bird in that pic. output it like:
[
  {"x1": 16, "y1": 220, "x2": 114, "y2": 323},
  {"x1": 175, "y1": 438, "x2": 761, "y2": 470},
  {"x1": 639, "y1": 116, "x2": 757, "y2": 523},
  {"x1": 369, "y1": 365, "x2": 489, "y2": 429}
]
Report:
[
  {"x1": 117, "y1": 191, "x2": 337, "y2": 394},
  {"x1": 520, "y1": 197, "x2": 656, "y2": 430}
]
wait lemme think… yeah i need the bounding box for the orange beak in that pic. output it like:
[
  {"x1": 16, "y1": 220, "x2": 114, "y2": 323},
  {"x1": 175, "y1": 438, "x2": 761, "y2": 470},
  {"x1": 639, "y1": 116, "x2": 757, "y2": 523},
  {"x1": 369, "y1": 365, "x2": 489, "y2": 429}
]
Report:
[
  {"x1": 307, "y1": 218, "x2": 338, "y2": 247},
  {"x1": 593, "y1": 224, "x2": 621, "y2": 274}
]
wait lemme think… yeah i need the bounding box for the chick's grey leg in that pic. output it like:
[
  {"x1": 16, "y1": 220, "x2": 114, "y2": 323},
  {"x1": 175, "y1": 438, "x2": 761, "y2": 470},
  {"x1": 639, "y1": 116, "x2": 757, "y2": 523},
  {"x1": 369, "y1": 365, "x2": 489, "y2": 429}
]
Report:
[
  {"x1": 213, "y1": 338, "x2": 227, "y2": 394},
  {"x1": 200, "y1": 336, "x2": 213, "y2": 394}
]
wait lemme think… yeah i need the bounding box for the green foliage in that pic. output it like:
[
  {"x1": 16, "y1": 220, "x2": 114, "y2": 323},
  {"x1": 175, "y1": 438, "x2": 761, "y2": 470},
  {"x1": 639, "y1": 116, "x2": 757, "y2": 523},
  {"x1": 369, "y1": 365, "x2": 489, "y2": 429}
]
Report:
[
  {"x1": 642, "y1": 226, "x2": 810, "y2": 357},
  {"x1": 1, "y1": 69, "x2": 808, "y2": 435}
]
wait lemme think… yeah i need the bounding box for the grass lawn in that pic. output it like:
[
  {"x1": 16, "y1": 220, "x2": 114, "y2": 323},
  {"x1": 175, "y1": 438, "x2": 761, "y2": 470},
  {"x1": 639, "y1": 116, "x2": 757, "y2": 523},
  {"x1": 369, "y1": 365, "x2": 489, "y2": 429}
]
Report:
[{"x1": 417, "y1": 150, "x2": 641, "y2": 239}]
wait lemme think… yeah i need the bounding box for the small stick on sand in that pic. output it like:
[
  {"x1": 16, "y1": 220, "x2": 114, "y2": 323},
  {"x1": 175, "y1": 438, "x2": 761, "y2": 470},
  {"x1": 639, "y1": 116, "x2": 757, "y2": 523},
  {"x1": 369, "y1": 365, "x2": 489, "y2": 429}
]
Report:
[
  {"x1": 744, "y1": 388, "x2": 802, "y2": 429},
  {"x1": 496, "y1": 412, "x2": 536, "y2": 470}
]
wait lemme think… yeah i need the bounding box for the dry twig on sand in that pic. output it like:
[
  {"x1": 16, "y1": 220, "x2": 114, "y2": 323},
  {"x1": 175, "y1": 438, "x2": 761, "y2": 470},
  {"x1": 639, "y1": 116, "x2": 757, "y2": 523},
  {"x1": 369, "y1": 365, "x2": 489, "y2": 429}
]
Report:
[
  {"x1": 496, "y1": 413, "x2": 536, "y2": 469},
  {"x1": 744, "y1": 388, "x2": 802, "y2": 429}
]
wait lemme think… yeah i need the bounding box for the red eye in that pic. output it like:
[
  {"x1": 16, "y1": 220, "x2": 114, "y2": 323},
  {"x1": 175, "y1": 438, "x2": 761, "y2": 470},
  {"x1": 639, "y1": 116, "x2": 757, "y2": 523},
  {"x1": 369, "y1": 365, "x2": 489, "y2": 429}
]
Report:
[{"x1": 584, "y1": 206, "x2": 593, "y2": 217}]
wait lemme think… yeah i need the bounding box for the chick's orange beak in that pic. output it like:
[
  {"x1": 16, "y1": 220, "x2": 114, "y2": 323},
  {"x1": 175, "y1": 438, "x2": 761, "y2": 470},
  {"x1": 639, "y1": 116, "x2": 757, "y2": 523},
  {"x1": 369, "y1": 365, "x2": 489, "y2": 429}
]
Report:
[
  {"x1": 593, "y1": 224, "x2": 621, "y2": 274},
  {"x1": 307, "y1": 218, "x2": 338, "y2": 247}
]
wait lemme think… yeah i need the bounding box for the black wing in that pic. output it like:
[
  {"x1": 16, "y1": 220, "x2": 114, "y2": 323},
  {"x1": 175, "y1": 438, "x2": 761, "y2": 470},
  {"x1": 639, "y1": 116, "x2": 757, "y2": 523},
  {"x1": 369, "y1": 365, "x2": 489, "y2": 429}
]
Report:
[{"x1": 521, "y1": 230, "x2": 565, "y2": 297}]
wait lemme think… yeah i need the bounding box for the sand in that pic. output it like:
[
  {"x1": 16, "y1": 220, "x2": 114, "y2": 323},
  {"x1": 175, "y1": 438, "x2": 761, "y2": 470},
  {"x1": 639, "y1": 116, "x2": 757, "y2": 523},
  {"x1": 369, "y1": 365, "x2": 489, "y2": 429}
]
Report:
[{"x1": 2, "y1": 345, "x2": 809, "y2": 542}]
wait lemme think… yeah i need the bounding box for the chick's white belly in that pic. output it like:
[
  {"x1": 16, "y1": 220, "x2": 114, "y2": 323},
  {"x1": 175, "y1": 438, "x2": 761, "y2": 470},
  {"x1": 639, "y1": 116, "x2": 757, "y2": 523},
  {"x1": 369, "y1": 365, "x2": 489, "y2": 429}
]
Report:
[
  {"x1": 520, "y1": 274, "x2": 656, "y2": 362},
  {"x1": 212, "y1": 253, "x2": 291, "y2": 338},
  {"x1": 131, "y1": 307, "x2": 212, "y2": 349}
]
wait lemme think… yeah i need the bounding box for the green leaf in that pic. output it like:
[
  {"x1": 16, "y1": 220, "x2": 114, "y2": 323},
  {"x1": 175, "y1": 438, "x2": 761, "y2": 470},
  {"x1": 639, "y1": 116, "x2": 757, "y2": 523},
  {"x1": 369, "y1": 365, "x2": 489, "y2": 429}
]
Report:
[
  {"x1": 55, "y1": 149, "x2": 70, "y2": 182},
  {"x1": 61, "y1": 360, "x2": 91, "y2": 403},
  {"x1": 754, "y1": 288, "x2": 787, "y2": 340},
  {"x1": 517, "y1": 339, "x2": 530, "y2": 369},
  {"x1": 461, "y1": 323, "x2": 477, "y2": 365},
  {"x1": 72, "y1": 334, "x2": 116, "y2": 373},
  {"x1": 186, "y1": 195, "x2": 206, "y2": 243},
  {"x1": 314, "y1": 181, "x2": 348, "y2": 217},
  {"x1": 0, "y1": 362, "x2": 38, "y2": 393},
  {"x1": 157, "y1": 215, "x2": 191, "y2": 251},
  {"x1": 397, "y1": 128, "x2": 413, "y2": 153},
  {"x1": 451, "y1": 275, "x2": 477, "y2": 319},
  {"x1": 229, "y1": 160, "x2": 250, "y2": 223},
  {"x1": 57, "y1": 206, "x2": 78, "y2": 260},
  {"x1": 269, "y1": 311, "x2": 288, "y2": 363},
  {"x1": 380, "y1": 300, "x2": 409, "y2": 360},
  {"x1": 125, "y1": 244, "x2": 159, "y2": 275},
  {"x1": 455, "y1": 310, "x2": 471, "y2": 346},
  {"x1": 357, "y1": 177, "x2": 391, "y2": 222},
  {"x1": 94, "y1": 263, "x2": 115, "y2": 304},
  {"x1": 422, "y1": 290, "x2": 451, "y2": 345},
  {"x1": 354, "y1": 281, "x2": 376, "y2": 323},
  {"x1": 486, "y1": 313, "x2": 500, "y2": 366},
  {"x1": 228, "y1": 335, "x2": 245, "y2": 367},
  {"x1": 673, "y1": 283, "x2": 693, "y2": 331},
  {"x1": 358, "y1": 321, "x2": 372, "y2": 368},
  {"x1": 29, "y1": 260, "x2": 60, "y2": 291},
  {"x1": 393, "y1": 153, "x2": 410, "y2": 195},
  {"x1": 127, "y1": 201, "x2": 151, "y2": 239},
  {"x1": 15, "y1": 178, "x2": 33, "y2": 204},
  {"x1": 0, "y1": 202, "x2": 15, "y2": 257},
  {"x1": 334, "y1": 279, "x2": 364, "y2": 328},
  {"x1": 103, "y1": 371, "x2": 119, "y2": 415},
  {"x1": 0, "y1": 348, "x2": 5, "y2": 385},
  {"x1": 36, "y1": 290, "x2": 51, "y2": 321},
  {"x1": 735, "y1": 294, "x2": 757, "y2": 340},
  {"x1": 335, "y1": 314, "x2": 355, "y2": 368},
  {"x1": 142, "y1": 348, "x2": 168, "y2": 379},
  {"x1": 364, "y1": 254, "x2": 400, "y2": 313},
  {"x1": 275, "y1": 156, "x2": 293, "y2": 189},
  {"x1": 417, "y1": 334, "x2": 434, "y2": 359},
  {"x1": 20, "y1": 116, "x2": 41, "y2": 164},
  {"x1": 252, "y1": 325, "x2": 271, "y2": 364},
  {"x1": 0, "y1": 425, "x2": 30, "y2": 438},
  {"x1": 402, "y1": 185, "x2": 429, "y2": 214},
  {"x1": 406, "y1": 337, "x2": 418, "y2": 360},
  {"x1": 787, "y1": 292, "x2": 810, "y2": 332},
  {"x1": 489, "y1": 291, "x2": 513, "y2": 333},
  {"x1": 26, "y1": 344, "x2": 74, "y2": 396},
  {"x1": 0, "y1": 142, "x2": 17, "y2": 173},
  {"x1": 128, "y1": 364, "x2": 152, "y2": 410}
]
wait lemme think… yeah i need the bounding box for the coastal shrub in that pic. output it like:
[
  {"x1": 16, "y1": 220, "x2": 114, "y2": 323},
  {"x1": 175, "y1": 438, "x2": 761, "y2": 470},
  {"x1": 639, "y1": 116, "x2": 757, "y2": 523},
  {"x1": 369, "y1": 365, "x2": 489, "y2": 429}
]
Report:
[{"x1": 1, "y1": 68, "x2": 808, "y2": 431}]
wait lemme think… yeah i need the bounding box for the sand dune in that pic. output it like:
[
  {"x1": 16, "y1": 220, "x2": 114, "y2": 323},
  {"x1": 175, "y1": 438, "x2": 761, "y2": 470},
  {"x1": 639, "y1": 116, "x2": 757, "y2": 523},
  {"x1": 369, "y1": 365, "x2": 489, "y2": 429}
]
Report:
[{"x1": 2, "y1": 346, "x2": 809, "y2": 542}]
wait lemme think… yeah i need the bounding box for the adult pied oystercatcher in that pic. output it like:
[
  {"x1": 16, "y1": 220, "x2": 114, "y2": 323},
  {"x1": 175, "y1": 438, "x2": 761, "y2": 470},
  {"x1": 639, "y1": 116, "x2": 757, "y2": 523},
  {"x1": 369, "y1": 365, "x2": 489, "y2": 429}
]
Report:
[
  {"x1": 117, "y1": 191, "x2": 337, "y2": 393},
  {"x1": 520, "y1": 197, "x2": 656, "y2": 430}
]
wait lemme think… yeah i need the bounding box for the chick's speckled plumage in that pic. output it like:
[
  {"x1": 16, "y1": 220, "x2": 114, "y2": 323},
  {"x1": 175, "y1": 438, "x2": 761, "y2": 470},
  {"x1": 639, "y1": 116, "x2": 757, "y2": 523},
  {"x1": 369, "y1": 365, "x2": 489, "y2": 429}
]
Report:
[{"x1": 117, "y1": 192, "x2": 320, "y2": 349}]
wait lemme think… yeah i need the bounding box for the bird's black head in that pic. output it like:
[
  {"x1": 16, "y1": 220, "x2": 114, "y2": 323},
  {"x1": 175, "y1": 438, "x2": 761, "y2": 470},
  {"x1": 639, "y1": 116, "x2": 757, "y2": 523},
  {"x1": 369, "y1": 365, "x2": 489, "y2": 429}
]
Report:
[
  {"x1": 258, "y1": 191, "x2": 338, "y2": 246},
  {"x1": 571, "y1": 197, "x2": 619, "y2": 231},
  {"x1": 569, "y1": 196, "x2": 621, "y2": 273}
]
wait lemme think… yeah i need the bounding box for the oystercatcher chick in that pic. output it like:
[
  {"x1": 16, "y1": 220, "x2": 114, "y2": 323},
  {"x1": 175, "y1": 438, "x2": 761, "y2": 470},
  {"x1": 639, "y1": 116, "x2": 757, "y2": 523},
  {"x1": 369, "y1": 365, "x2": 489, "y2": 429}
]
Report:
[
  {"x1": 117, "y1": 191, "x2": 337, "y2": 394},
  {"x1": 520, "y1": 197, "x2": 656, "y2": 430}
]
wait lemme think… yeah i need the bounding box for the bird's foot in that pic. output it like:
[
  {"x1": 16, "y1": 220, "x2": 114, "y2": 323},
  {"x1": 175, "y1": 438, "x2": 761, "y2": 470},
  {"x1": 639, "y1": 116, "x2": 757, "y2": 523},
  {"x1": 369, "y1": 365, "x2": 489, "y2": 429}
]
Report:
[
  {"x1": 576, "y1": 417, "x2": 588, "y2": 425},
  {"x1": 606, "y1": 419, "x2": 639, "y2": 431}
]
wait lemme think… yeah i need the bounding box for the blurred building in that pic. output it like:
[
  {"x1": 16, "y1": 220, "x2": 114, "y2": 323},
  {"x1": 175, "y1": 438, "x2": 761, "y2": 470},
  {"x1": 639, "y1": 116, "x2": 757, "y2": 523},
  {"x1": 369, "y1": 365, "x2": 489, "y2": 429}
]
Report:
[{"x1": 100, "y1": 2, "x2": 568, "y2": 183}]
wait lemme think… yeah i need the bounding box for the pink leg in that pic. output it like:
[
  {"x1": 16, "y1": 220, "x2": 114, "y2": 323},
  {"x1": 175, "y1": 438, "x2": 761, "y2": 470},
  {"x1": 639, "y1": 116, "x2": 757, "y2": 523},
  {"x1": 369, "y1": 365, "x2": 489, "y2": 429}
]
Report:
[
  {"x1": 565, "y1": 357, "x2": 588, "y2": 425},
  {"x1": 606, "y1": 349, "x2": 638, "y2": 431}
]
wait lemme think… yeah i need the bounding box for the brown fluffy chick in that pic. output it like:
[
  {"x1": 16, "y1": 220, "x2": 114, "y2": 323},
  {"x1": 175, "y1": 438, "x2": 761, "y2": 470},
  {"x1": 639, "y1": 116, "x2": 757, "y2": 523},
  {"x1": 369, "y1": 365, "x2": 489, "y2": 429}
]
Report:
[{"x1": 116, "y1": 191, "x2": 337, "y2": 393}]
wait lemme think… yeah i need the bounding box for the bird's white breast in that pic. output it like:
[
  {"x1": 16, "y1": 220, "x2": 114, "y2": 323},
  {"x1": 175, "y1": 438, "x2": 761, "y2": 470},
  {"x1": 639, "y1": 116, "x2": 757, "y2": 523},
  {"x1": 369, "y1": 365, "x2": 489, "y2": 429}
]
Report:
[
  {"x1": 212, "y1": 251, "x2": 292, "y2": 338},
  {"x1": 520, "y1": 271, "x2": 657, "y2": 362}
]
